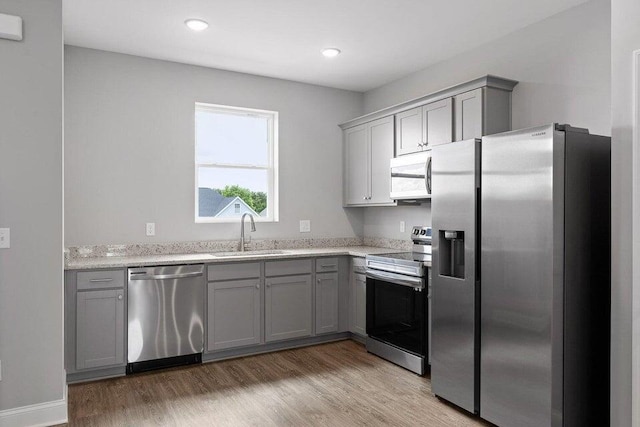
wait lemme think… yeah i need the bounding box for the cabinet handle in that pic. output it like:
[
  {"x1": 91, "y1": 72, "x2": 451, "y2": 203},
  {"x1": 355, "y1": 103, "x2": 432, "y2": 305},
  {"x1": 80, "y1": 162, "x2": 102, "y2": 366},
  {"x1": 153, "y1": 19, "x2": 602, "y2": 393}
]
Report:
[
  {"x1": 90, "y1": 278, "x2": 113, "y2": 283},
  {"x1": 363, "y1": 196, "x2": 367, "y2": 200},
  {"x1": 117, "y1": 294, "x2": 123, "y2": 300},
  {"x1": 317, "y1": 278, "x2": 321, "y2": 284},
  {"x1": 321, "y1": 264, "x2": 337, "y2": 268},
  {"x1": 256, "y1": 284, "x2": 260, "y2": 289},
  {"x1": 266, "y1": 283, "x2": 271, "y2": 288}
]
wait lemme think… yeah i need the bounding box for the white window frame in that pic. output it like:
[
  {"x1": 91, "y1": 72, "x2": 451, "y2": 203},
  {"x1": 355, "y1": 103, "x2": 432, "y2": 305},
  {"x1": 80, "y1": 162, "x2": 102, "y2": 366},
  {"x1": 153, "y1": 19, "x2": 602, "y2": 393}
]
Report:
[{"x1": 194, "y1": 102, "x2": 279, "y2": 223}]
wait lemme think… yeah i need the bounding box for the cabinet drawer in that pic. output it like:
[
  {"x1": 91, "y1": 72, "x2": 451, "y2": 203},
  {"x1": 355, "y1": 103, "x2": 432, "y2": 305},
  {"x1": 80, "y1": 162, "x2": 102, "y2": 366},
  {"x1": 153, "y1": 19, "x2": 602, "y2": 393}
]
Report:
[
  {"x1": 208, "y1": 262, "x2": 260, "y2": 281},
  {"x1": 265, "y1": 259, "x2": 312, "y2": 277},
  {"x1": 316, "y1": 257, "x2": 338, "y2": 272},
  {"x1": 77, "y1": 270, "x2": 125, "y2": 290}
]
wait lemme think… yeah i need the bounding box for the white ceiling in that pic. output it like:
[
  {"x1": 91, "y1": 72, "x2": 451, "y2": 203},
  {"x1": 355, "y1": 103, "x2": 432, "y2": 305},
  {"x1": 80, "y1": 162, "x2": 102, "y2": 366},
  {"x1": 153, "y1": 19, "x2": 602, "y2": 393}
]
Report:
[{"x1": 63, "y1": 0, "x2": 587, "y2": 92}]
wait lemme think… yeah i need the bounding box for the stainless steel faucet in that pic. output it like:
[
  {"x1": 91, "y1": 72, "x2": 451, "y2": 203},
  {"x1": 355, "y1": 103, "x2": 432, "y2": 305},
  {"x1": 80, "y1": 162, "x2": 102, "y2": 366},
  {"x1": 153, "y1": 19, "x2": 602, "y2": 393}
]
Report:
[{"x1": 240, "y1": 213, "x2": 256, "y2": 252}]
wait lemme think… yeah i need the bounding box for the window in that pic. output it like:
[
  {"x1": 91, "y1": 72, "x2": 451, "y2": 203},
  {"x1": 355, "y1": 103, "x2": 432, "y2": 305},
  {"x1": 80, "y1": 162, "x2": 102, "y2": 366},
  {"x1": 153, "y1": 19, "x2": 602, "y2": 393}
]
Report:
[{"x1": 195, "y1": 103, "x2": 278, "y2": 222}]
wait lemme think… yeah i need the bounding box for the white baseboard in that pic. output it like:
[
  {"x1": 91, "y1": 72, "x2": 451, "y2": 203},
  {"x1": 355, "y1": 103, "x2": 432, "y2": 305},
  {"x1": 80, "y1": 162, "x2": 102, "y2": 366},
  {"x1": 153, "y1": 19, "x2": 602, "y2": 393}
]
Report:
[{"x1": 0, "y1": 394, "x2": 67, "y2": 427}]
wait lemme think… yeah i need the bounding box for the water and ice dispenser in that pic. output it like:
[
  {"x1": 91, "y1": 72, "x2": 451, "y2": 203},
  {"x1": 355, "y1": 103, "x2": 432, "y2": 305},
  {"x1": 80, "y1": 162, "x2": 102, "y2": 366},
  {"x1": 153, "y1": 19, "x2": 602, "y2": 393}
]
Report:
[{"x1": 439, "y1": 230, "x2": 465, "y2": 279}]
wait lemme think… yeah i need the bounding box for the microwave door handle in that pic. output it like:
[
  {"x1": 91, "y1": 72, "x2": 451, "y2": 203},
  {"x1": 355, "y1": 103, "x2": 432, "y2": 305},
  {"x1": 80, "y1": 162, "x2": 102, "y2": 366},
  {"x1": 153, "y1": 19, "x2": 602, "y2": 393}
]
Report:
[{"x1": 426, "y1": 157, "x2": 432, "y2": 194}]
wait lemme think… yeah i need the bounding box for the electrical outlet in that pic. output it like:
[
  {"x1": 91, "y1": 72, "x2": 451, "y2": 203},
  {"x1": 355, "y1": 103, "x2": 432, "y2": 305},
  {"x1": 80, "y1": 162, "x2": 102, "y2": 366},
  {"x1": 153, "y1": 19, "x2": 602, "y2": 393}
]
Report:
[
  {"x1": 400, "y1": 221, "x2": 405, "y2": 233},
  {"x1": 0, "y1": 228, "x2": 10, "y2": 248},
  {"x1": 146, "y1": 223, "x2": 155, "y2": 236},
  {"x1": 299, "y1": 220, "x2": 311, "y2": 233}
]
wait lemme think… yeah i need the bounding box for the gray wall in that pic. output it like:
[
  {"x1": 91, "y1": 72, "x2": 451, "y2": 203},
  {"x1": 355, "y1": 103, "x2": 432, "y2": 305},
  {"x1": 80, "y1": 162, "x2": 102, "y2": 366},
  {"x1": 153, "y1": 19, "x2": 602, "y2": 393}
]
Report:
[
  {"x1": 361, "y1": 0, "x2": 610, "y2": 241},
  {"x1": 0, "y1": 0, "x2": 65, "y2": 413},
  {"x1": 364, "y1": 0, "x2": 610, "y2": 135},
  {"x1": 64, "y1": 47, "x2": 364, "y2": 246},
  {"x1": 611, "y1": 0, "x2": 639, "y2": 425}
]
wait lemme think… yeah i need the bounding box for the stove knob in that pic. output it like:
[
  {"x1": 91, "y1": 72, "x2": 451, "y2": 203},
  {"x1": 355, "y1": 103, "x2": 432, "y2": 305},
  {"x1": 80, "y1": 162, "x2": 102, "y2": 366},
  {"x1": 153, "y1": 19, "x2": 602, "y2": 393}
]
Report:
[{"x1": 420, "y1": 230, "x2": 426, "y2": 235}]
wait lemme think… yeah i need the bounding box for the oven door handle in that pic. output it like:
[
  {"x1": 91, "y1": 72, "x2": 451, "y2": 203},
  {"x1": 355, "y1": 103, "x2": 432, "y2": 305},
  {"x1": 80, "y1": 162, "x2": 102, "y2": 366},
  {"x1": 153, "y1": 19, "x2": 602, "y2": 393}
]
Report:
[{"x1": 366, "y1": 269, "x2": 425, "y2": 290}]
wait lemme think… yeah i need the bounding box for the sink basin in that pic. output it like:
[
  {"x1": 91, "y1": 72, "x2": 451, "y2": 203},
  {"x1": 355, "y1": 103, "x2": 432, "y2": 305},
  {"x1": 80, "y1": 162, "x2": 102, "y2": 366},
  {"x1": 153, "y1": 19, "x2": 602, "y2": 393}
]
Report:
[{"x1": 211, "y1": 250, "x2": 288, "y2": 258}]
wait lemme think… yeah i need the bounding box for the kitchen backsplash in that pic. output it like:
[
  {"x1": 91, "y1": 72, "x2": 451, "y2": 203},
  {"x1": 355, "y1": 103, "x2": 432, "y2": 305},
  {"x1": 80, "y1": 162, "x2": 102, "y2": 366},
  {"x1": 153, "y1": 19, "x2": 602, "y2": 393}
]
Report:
[{"x1": 65, "y1": 236, "x2": 412, "y2": 259}]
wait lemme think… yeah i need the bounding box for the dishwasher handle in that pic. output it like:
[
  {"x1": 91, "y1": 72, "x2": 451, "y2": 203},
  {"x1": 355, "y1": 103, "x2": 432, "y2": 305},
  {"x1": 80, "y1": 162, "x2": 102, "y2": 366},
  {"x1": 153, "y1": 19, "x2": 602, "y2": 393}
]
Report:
[{"x1": 129, "y1": 271, "x2": 204, "y2": 281}]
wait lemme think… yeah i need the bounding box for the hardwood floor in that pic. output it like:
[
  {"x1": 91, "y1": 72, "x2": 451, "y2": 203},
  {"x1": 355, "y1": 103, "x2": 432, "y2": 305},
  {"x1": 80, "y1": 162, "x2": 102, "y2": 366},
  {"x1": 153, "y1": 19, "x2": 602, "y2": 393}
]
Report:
[{"x1": 63, "y1": 340, "x2": 489, "y2": 426}]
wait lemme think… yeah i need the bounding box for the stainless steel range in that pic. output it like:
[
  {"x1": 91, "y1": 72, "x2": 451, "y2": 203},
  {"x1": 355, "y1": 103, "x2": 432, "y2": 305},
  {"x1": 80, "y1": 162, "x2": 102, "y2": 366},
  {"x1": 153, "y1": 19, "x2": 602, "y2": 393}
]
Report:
[{"x1": 365, "y1": 226, "x2": 432, "y2": 375}]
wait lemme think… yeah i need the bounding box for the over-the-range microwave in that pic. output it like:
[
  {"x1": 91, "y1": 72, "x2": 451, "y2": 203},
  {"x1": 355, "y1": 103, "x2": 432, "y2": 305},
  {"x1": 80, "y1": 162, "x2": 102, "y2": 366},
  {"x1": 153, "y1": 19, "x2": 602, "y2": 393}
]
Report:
[{"x1": 390, "y1": 150, "x2": 431, "y2": 200}]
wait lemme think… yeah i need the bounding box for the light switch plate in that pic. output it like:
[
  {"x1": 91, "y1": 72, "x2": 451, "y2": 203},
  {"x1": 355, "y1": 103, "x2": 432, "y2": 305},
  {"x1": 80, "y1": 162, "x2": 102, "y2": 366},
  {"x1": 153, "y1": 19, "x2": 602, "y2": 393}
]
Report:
[
  {"x1": 0, "y1": 228, "x2": 10, "y2": 248},
  {"x1": 299, "y1": 220, "x2": 311, "y2": 233},
  {"x1": 400, "y1": 221, "x2": 406, "y2": 233},
  {"x1": 146, "y1": 223, "x2": 155, "y2": 236},
  {"x1": 0, "y1": 13, "x2": 23, "y2": 41}
]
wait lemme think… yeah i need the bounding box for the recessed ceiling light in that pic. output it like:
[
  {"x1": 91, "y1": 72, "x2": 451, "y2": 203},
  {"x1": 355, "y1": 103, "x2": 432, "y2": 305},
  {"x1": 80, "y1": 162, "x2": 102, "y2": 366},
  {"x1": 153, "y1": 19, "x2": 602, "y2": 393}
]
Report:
[
  {"x1": 185, "y1": 19, "x2": 209, "y2": 32},
  {"x1": 322, "y1": 48, "x2": 341, "y2": 58}
]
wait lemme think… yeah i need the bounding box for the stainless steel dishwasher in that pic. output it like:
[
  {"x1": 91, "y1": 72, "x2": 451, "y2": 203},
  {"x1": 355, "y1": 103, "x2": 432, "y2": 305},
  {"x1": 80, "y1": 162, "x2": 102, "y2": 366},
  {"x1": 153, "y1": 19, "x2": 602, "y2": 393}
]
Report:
[{"x1": 127, "y1": 264, "x2": 205, "y2": 373}]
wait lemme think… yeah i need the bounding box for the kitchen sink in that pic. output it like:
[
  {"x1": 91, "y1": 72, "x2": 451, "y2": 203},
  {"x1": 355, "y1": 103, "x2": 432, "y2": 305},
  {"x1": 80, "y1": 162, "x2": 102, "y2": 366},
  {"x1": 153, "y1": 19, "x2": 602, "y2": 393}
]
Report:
[{"x1": 211, "y1": 250, "x2": 289, "y2": 258}]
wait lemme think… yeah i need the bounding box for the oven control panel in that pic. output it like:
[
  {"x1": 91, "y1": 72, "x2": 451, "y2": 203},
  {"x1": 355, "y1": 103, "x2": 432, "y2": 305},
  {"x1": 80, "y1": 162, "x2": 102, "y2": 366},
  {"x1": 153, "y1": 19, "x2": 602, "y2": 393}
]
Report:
[
  {"x1": 412, "y1": 226, "x2": 432, "y2": 255},
  {"x1": 411, "y1": 226, "x2": 432, "y2": 242}
]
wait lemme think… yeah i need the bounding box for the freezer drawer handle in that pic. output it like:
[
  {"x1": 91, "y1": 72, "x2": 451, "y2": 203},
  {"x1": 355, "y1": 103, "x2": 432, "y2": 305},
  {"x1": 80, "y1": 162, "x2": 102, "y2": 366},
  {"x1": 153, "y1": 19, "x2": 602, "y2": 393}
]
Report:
[{"x1": 129, "y1": 271, "x2": 203, "y2": 281}]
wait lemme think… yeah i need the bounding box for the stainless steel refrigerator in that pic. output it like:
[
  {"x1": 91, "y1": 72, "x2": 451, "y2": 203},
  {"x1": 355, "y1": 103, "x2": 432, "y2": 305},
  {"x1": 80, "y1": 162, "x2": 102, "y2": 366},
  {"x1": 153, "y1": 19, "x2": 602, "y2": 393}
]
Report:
[
  {"x1": 431, "y1": 124, "x2": 610, "y2": 426},
  {"x1": 431, "y1": 137, "x2": 481, "y2": 414}
]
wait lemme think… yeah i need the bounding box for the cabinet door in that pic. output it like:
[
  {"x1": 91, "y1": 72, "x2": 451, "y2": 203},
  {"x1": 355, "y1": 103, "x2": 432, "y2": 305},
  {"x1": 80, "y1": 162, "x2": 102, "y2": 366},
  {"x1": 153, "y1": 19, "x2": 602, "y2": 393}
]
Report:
[
  {"x1": 369, "y1": 116, "x2": 395, "y2": 205},
  {"x1": 265, "y1": 275, "x2": 312, "y2": 342},
  {"x1": 344, "y1": 124, "x2": 369, "y2": 205},
  {"x1": 395, "y1": 107, "x2": 423, "y2": 156},
  {"x1": 76, "y1": 289, "x2": 124, "y2": 370},
  {"x1": 423, "y1": 98, "x2": 453, "y2": 147},
  {"x1": 350, "y1": 273, "x2": 367, "y2": 337},
  {"x1": 315, "y1": 272, "x2": 339, "y2": 334},
  {"x1": 207, "y1": 279, "x2": 261, "y2": 351},
  {"x1": 454, "y1": 88, "x2": 483, "y2": 141}
]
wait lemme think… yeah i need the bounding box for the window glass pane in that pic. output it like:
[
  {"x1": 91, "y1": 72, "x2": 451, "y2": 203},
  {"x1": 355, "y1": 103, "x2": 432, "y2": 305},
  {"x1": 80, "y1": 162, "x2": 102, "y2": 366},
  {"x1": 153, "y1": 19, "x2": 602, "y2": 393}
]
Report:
[
  {"x1": 196, "y1": 110, "x2": 269, "y2": 166},
  {"x1": 198, "y1": 167, "x2": 268, "y2": 218}
]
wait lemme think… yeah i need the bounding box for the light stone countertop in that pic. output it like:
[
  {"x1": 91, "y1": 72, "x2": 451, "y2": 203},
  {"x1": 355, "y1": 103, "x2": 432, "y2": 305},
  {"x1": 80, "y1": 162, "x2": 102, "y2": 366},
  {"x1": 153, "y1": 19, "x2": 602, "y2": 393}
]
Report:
[{"x1": 64, "y1": 246, "x2": 407, "y2": 270}]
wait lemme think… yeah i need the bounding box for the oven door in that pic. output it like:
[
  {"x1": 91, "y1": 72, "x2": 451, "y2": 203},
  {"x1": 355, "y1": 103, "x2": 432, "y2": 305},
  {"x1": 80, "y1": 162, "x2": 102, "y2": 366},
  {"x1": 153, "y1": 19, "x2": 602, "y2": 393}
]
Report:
[
  {"x1": 390, "y1": 151, "x2": 432, "y2": 200},
  {"x1": 366, "y1": 269, "x2": 427, "y2": 356}
]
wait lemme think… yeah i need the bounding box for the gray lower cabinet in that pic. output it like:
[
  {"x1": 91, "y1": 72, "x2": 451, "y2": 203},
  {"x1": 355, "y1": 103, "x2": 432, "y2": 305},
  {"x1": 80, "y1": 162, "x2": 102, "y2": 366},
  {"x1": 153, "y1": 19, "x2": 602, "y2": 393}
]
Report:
[
  {"x1": 65, "y1": 268, "x2": 127, "y2": 379},
  {"x1": 207, "y1": 279, "x2": 261, "y2": 351},
  {"x1": 265, "y1": 274, "x2": 312, "y2": 342},
  {"x1": 350, "y1": 272, "x2": 367, "y2": 337},
  {"x1": 75, "y1": 288, "x2": 125, "y2": 370},
  {"x1": 315, "y1": 272, "x2": 339, "y2": 334}
]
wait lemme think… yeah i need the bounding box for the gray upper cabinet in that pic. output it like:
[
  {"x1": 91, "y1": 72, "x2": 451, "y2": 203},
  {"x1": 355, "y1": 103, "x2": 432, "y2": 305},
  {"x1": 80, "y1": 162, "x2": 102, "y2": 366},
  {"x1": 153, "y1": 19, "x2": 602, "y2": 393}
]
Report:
[
  {"x1": 423, "y1": 98, "x2": 453, "y2": 148},
  {"x1": 369, "y1": 116, "x2": 395, "y2": 205},
  {"x1": 395, "y1": 99, "x2": 453, "y2": 156},
  {"x1": 76, "y1": 288, "x2": 125, "y2": 370},
  {"x1": 207, "y1": 279, "x2": 261, "y2": 352},
  {"x1": 454, "y1": 87, "x2": 513, "y2": 141},
  {"x1": 344, "y1": 116, "x2": 396, "y2": 207},
  {"x1": 395, "y1": 107, "x2": 423, "y2": 156},
  {"x1": 265, "y1": 274, "x2": 313, "y2": 342},
  {"x1": 344, "y1": 124, "x2": 369, "y2": 206},
  {"x1": 454, "y1": 88, "x2": 483, "y2": 141},
  {"x1": 315, "y1": 272, "x2": 339, "y2": 335}
]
